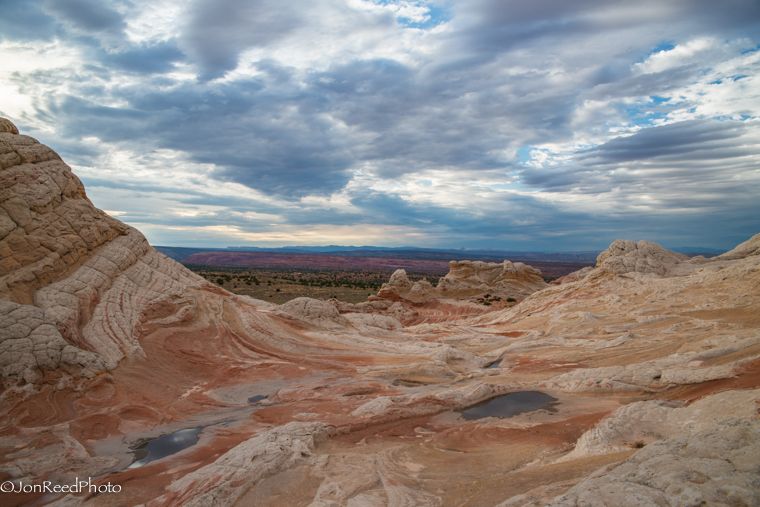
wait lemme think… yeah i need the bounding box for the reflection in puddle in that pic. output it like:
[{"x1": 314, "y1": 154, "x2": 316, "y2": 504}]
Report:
[
  {"x1": 129, "y1": 427, "x2": 202, "y2": 468},
  {"x1": 460, "y1": 391, "x2": 558, "y2": 420}
]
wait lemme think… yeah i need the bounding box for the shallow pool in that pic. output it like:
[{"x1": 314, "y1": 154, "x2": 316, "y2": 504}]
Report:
[
  {"x1": 460, "y1": 391, "x2": 558, "y2": 420},
  {"x1": 129, "y1": 427, "x2": 203, "y2": 468}
]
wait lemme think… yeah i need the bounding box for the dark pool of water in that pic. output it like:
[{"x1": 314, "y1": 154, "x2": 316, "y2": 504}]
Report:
[
  {"x1": 485, "y1": 359, "x2": 502, "y2": 369},
  {"x1": 248, "y1": 395, "x2": 267, "y2": 404},
  {"x1": 129, "y1": 427, "x2": 202, "y2": 468},
  {"x1": 460, "y1": 391, "x2": 558, "y2": 420},
  {"x1": 392, "y1": 379, "x2": 428, "y2": 387}
]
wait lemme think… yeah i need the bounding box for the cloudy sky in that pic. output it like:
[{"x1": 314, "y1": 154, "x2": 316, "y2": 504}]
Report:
[{"x1": 2, "y1": 0, "x2": 759, "y2": 250}]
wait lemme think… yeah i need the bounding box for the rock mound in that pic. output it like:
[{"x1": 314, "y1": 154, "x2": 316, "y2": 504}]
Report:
[
  {"x1": 408, "y1": 278, "x2": 435, "y2": 300},
  {"x1": 0, "y1": 124, "x2": 127, "y2": 303},
  {"x1": 595, "y1": 239, "x2": 687, "y2": 275},
  {"x1": 437, "y1": 259, "x2": 547, "y2": 298},
  {"x1": 278, "y1": 297, "x2": 348, "y2": 327},
  {"x1": 0, "y1": 118, "x2": 207, "y2": 384},
  {"x1": 376, "y1": 268, "x2": 436, "y2": 303},
  {"x1": 376, "y1": 268, "x2": 413, "y2": 299},
  {"x1": 717, "y1": 232, "x2": 760, "y2": 260}
]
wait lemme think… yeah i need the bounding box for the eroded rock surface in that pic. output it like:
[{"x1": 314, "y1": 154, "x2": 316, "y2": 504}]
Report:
[
  {"x1": 376, "y1": 259, "x2": 547, "y2": 306},
  {"x1": 595, "y1": 239, "x2": 688, "y2": 276},
  {"x1": 1, "y1": 117, "x2": 759, "y2": 507},
  {"x1": 563, "y1": 389, "x2": 760, "y2": 460},
  {"x1": 438, "y1": 260, "x2": 548, "y2": 297},
  {"x1": 0, "y1": 122, "x2": 211, "y2": 385},
  {"x1": 548, "y1": 420, "x2": 760, "y2": 507}
]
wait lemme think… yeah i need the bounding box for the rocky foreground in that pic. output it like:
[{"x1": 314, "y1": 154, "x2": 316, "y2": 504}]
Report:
[{"x1": 1, "y1": 116, "x2": 759, "y2": 506}]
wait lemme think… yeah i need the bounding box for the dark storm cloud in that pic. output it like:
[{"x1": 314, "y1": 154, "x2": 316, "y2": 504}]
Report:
[
  {"x1": 26, "y1": 0, "x2": 759, "y2": 201},
  {"x1": 307, "y1": 59, "x2": 418, "y2": 130},
  {"x1": 43, "y1": 0, "x2": 126, "y2": 35},
  {"x1": 304, "y1": 57, "x2": 569, "y2": 175},
  {"x1": 588, "y1": 65, "x2": 704, "y2": 102},
  {"x1": 5, "y1": 0, "x2": 760, "y2": 249},
  {"x1": 520, "y1": 120, "x2": 760, "y2": 198},
  {"x1": 181, "y1": 0, "x2": 305, "y2": 79},
  {"x1": 82, "y1": 176, "x2": 211, "y2": 198},
  {"x1": 96, "y1": 41, "x2": 185, "y2": 74},
  {"x1": 450, "y1": 0, "x2": 760, "y2": 54},
  {"x1": 347, "y1": 189, "x2": 599, "y2": 239},
  {"x1": 51, "y1": 68, "x2": 354, "y2": 196},
  {"x1": 447, "y1": 0, "x2": 605, "y2": 57},
  {"x1": 584, "y1": 120, "x2": 756, "y2": 163},
  {"x1": 0, "y1": 0, "x2": 59, "y2": 41}
]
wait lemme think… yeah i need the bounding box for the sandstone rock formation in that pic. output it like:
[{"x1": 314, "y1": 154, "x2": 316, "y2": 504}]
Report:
[
  {"x1": 0, "y1": 120, "x2": 209, "y2": 385},
  {"x1": 717, "y1": 231, "x2": 760, "y2": 260},
  {"x1": 1, "y1": 117, "x2": 759, "y2": 507},
  {"x1": 595, "y1": 239, "x2": 688, "y2": 275},
  {"x1": 376, "y1": 268, "x2": 414, "y2": 300},
  {"x1": 376, "y1": 259, "x2": 547, "y2": 305},
  {"x1": 438, "y1": 259, "x2": 548, "y2": 298},
  {"x1": 375, "y1": 268, "x2": 439, "y2": 304},
  {"x1": 548, "y1": 420, "x2": 760, "y2": 507},
  {"x1": 562, "y1": 389, "x2": 760, "y2": 460},
  {"x1": 154, "y1": 422, "x2": 331, "y2": 507}
]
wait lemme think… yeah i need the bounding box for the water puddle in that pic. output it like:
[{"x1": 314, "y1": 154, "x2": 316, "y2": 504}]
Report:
[
  {"x1": 485, "y1": 359, "x2": 502, "y2": 369},
  {"x1": 248, "y1": 395, "x2": 267, "y2": 404},
  {"x1": 392, "y1": 379, "x2": 430, "y2": 387},
  {"x1": 460, "y1": 391, "x2": 558, "y2": 420},
  {"x1": 129, "y1": 427, "x2": 203, "y2": 468}
]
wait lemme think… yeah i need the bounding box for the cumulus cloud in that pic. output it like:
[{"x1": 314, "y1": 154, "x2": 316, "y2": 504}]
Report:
[{"x1": 1, "y1": 0, "x2": 759, "y2": 249}]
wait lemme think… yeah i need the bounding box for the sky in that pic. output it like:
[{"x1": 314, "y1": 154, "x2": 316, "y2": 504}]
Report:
[{"x1": 1, "y1": 0, "x2": 759, "y2": 251}]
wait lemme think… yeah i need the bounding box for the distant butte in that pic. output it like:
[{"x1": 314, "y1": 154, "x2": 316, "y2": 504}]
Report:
[{"x1": 1, "y1": 116, "x2": 759, "y2": 506}]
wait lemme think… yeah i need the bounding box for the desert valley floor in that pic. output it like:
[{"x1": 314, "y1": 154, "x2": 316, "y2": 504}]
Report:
[{"x1": 1, "y1": 116, "x2": 759, "y2": 506}]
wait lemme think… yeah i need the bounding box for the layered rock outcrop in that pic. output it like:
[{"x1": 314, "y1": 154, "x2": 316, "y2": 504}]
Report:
[
  {"x1": 376, "y1": 268, "x2": 436, "y2": 302},
  {"x1": 0, "y1": 119, "x2": 208, "y2": 384},
  {"x1": 438, "y1": 259, "x2": 547, "y2": 297},
  {"x1": 376, "y1": 259, "x2": 547, "y2": 304}
]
